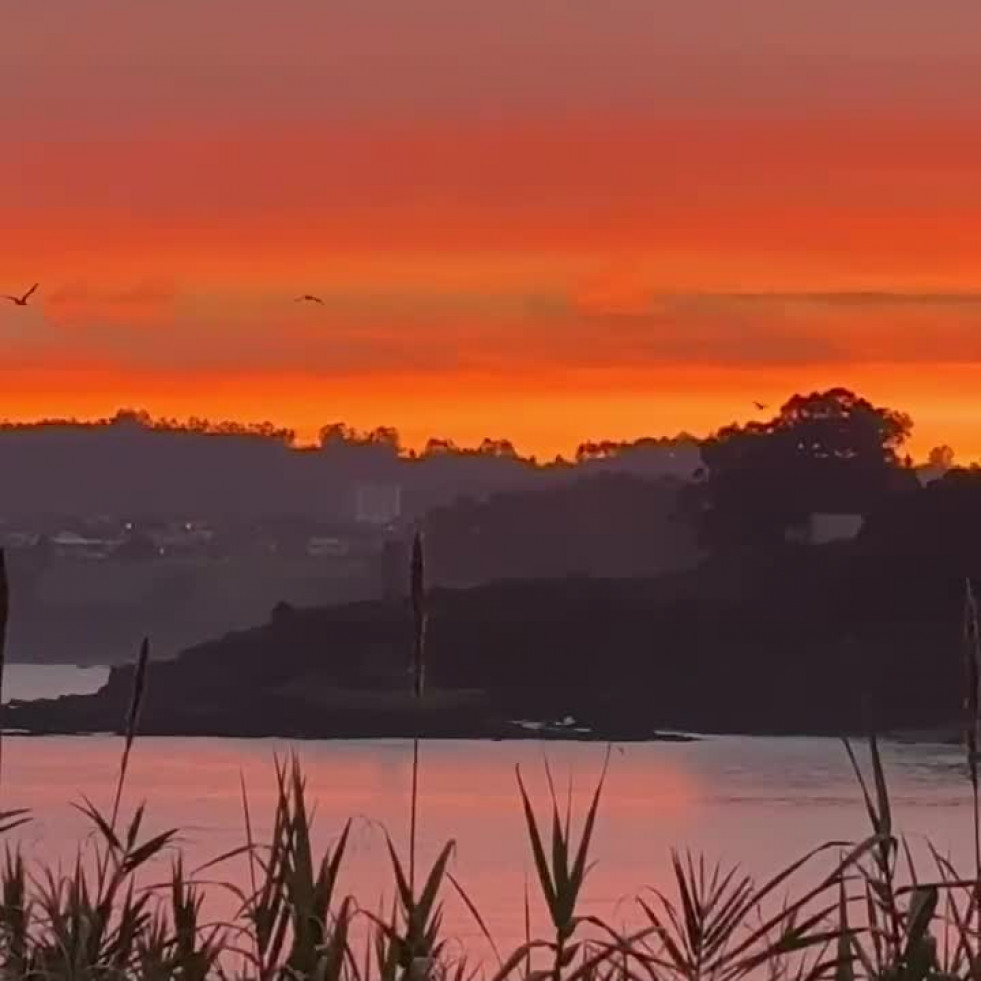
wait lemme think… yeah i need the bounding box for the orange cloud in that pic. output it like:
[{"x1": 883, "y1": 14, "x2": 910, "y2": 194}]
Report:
[
  {"x1": 44, "y1": 281, "x2": 179, "y2": 327},
  {"x1": 3, "y1": 115, "x2": 981, "y2": 460}
]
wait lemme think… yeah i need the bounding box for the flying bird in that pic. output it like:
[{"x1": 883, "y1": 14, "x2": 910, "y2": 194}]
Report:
[
  {"x1": 753, "y1": 401, "x2": 769, "y2": 411},
  {"x1": 3, "y1": 283, "x2": 39, "y2": 307},
  {"x1": 295, "y1": 294, "x2": 324, "y2": 305}
]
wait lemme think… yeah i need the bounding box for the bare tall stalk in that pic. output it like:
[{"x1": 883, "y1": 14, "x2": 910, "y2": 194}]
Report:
[
  {"x1": 111, "y1": 637, "x2": 150, "y2": 830},
  {"x1": 964, "y1": 579, "x2": 981, "y2": 940},
  {"x1": 409, "y1": 530, "x2": 427, "y2": 893},
  {"x1": 0, "y1": 550, "x2": 8, "y2": 792},
  {"x1": 411, "y1": 531, "x2": 427, "y2": 701}
]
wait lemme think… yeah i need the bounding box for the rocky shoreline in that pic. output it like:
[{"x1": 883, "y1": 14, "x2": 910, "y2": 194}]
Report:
[
  {"x1": 2, "y1": 541, "x2": 969, "y2": 743},
  {"x1": 1, "y1": 689, "x2": 695, "y2": 743}
]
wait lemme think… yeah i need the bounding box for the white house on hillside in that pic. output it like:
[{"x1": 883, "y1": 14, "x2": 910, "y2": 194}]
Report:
[{"x1": 785, "y1": 512, "x2": 864, "y2": 546}]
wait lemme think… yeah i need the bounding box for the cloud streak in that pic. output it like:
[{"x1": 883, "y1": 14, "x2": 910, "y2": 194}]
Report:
[{"x1": 4, "y1": 287, "x2": 981, "y2": 379}]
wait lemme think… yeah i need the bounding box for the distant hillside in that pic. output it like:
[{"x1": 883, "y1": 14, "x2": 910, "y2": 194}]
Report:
[
  {"x1": 0, "y1": 412, "x2": 700, "y2": 521},
  {"x1": 425, "y1": 472, "x2": 700, "y2": 585},
  {"x1": 3, "y1": 551, "x2": 380, "y2": 664},
  {"x1": 6, "y1": 535, "x2": 969, "y2": 738},
  {"x1": 0, "y1": 414, "x2": 701, "y2": 663}
]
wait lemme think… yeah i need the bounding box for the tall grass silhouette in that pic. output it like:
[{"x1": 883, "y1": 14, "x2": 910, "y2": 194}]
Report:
[
  {"x1": 111, "y1": 637, "x2": 150, "y2": 829},
  {"x1": 409, "y1": 529, "x2": 427, "y2": 893},
  {"x1": 0, "y1": 550, "x2": 9, "y2": 789}
]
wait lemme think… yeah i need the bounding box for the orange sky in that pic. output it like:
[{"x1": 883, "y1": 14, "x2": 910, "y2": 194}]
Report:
[{"x1": 3, "y1": 1, "x2": 981, "y2": 460}]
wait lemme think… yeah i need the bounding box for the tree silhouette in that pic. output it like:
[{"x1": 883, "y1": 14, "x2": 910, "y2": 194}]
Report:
[
  {"x1": 692, "y1": 388, "x2": 914, "y2": 551},
  {"x1": 927, "y1": 444, "x2": 955, "y2": 472},
  {"x1": 859, "y1": 465, "x2": 981, "y2": 582},
  {"x1": 423, "y1": 437, "x2": 458, "y2": 457},
  {"x1": 318, "y1": 423, "x2": 401, "y2": 454}
]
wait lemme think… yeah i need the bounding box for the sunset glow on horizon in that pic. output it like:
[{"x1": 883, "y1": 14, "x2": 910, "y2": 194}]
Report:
[{"x1": 4, "y1": 0, "x2": 981, "y2": 461}]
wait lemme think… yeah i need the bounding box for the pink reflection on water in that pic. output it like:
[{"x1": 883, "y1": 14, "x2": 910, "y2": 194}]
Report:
[{"x1": 1, "y1": 735, "x2": 976, "y2": 963}]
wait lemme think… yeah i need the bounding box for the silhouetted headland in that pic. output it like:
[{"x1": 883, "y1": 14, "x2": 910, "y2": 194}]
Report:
[
  {"x1": 2, "y1": 388, "x2": 978, "y2": 739},
  {"x1": 3, "y1": 528, "x2": 971, "y2": 739}
]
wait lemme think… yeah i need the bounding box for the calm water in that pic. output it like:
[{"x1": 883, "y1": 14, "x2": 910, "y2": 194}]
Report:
[{"x1": 0, "y1": 666, "x2": 975, "y2": 955}]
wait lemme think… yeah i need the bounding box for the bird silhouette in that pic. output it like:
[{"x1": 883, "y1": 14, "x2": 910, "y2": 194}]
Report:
[
  {"x1": 753, "y1": 401, "x2": 769, "y2": 411},
  {"x1": 295, "y1": 294, "x2": 324, "y2": 305},
  {"x1": 3, "y1": 283, "x2": 39, "y2": 307}
]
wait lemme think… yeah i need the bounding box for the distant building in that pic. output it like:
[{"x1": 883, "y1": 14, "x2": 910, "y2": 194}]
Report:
[
  {"x1": 916, "y1": 465, "x2": 947, "y2": 487},
  {"x1": 51, "y1": 530, "x2": 120, "y2": 560},
  {"x1": 355, "y1": 483, "x2": 402, "y2": 526},
  {"x1": 306, "y1": 536, "x2": 350, "y2": 558},
  {"x1": 785, "y1": 512, "x2": 864, "y2": 546}
]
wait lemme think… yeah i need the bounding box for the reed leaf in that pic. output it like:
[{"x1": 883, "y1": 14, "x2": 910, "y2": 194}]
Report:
[{"x1": 111, "y1": 636, "x2": 150, "y2": 829}]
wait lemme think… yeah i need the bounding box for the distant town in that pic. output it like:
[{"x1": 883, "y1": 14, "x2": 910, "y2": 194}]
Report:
[
  {"x1": 2, "y1": 478, "x2": 404, "y2": 564},
  {"x1": 0, "y1": 395, "x2": 962, "y2": 671},
  {"x1": 0, "y1": 410, "x2": 705, "y2": 663}
]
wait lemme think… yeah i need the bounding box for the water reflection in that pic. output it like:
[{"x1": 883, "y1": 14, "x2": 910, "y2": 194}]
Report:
[{"x1": 0, "y1": 734, "x2": 974, "y2": 954}]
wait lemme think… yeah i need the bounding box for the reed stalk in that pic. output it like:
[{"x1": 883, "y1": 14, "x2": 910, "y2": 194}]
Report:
[
  {"x1": 0, "y1": 551, "x2": 8, "y2": 792},
  {"x1": 964, "y1": 578, "x2": 981, "y2": 953},
  {"x1": 409, "y1": 530, "x2": 427, "y2": 894},
  {"x1": 411, "y1": 531, "x2": 427, "y2": 703},
  {"x1": 111, "y1": 637, "x2": 150, "y2": 830}
]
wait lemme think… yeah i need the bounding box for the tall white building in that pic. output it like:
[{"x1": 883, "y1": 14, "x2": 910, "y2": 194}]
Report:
[{"x1": 355, "y1": 483, "x2": 402, "y2": 526}]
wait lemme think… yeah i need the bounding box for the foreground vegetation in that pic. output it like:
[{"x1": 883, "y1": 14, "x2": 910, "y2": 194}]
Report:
[
  {"x1": 0, "y1": 733, "x2": 977, "y2": 981},
  {"x1": 1, "y1": 551, "x2": 980, "y2": 981}
]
